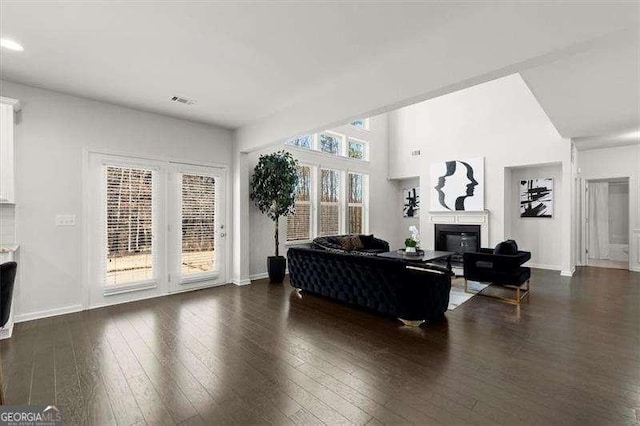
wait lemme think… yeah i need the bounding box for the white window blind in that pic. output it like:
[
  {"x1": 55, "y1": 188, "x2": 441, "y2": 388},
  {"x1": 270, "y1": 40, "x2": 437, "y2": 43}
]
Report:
[
  {"x1": 105, "y1": 166, "x2": 154, "y2": 286},
  {"x1": 320, "y1": 168, "x2": 340, "y2": 236},
  {"x1": 287, "y1": 165, "x2": 312, "y2": 242},
  {"x1": 181, "y1": 174, "x2": 216, "y2": 276},
  {"x1": 348, "y1": 173, "x2": 364, "y2": 234}
]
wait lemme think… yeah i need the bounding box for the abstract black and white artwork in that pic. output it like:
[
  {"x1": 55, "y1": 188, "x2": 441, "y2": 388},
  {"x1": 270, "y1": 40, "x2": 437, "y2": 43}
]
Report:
[
  {"x1": 520, "y1": 178, "x2": 553, "y2": 218},
  {"x1": 430, "y1": 157, "x2": 484, "y2": 211},
  {"x1": 403, "y1": 187, "x2": 420, "y2": 217}
]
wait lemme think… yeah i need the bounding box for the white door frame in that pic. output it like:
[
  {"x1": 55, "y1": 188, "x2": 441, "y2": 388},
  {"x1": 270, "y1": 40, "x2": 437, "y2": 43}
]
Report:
[
  {"x1": 82, "y1": 148, "x2": 231, "y2": 310},
  {"x1": 168, "y1": 163, "x2": 227, "y2": 293},
  {"x1": 579, "y1": 175, "x2": 632, "y2": 270}
]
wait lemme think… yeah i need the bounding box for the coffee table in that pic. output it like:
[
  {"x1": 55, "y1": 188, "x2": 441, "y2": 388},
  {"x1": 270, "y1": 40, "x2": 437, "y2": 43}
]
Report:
[{"x1": 377, "y1": 249, "x2": 456, "y2": 271}]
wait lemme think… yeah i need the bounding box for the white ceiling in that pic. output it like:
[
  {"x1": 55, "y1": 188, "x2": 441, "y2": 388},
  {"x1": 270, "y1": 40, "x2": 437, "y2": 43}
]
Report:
[
  {"x1": 521, "y1": 29, "x2": 640, "y2": 139},
  {"x1": 1, "y1": 1, "x2": 638, "y2": 142},
  {"x1": 0, "y1": 1, "x2": 479, "y2": 129}
]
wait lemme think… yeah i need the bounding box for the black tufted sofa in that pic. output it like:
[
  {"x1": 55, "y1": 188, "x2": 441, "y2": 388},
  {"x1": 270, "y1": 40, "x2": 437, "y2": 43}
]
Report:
[
  {"x1": 312, "y1": 234, "x2": 389, "y2": 255},
  {"x1": 288, "y1": 246, "x2": 451, "y2": 324}
]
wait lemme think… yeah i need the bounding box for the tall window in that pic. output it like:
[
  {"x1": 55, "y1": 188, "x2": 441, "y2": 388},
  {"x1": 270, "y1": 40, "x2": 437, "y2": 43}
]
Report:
[
  {"x1": 348, "y1": 173, "x2": 364, "y2": 234},
  {"x1": 319, "y1": 132, "x2": 343, "y2": 155},
  {"x1": 348, "y1": 138, "x2": 366, "y2": 160},
  {"x1": 105, "y1": 166, "x2": 153, "y2": 286},
  {"x1": 181, "y1": 174, "x2": 216, "y2": 276},
  {"x1": 320, "y1": 168, "x2": 340, "y2": 236},
  {"x1": 287, "y1": 166, "x2": 312, "y2": 242}
]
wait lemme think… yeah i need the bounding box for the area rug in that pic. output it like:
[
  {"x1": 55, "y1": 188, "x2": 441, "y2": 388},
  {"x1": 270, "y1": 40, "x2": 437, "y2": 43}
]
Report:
[{"x1": 448, "y1": 278, "x2": 488, "y2": 310}]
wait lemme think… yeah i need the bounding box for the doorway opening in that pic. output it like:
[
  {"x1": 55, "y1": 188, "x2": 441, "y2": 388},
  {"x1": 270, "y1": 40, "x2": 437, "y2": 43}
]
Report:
[{"x1": 585, "y1": 178, "x2": 630, "y2": 270}]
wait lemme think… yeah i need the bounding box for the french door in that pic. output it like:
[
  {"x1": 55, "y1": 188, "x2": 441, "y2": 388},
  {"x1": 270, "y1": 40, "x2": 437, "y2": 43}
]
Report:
[
  {"x1": 167, "y1": 163, "x2": 226, "y2": 292},
  {"x1": 87, "y1": 152, "x2": 227, "y2": 308}
]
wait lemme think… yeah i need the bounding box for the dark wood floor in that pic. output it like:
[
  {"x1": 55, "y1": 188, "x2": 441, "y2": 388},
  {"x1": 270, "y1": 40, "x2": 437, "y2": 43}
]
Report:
[{"x1": 1, "y1": 267, "x2": 639, "y2": 425}]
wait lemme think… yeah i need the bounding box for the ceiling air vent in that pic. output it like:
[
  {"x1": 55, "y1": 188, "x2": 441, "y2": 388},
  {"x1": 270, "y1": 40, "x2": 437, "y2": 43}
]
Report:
[
  {"x1": 170, "y1": 95, "x2": 196, "y2": 105},
  {"x1": 411, "y1": 150, "x2": 421, "y2": 156}
]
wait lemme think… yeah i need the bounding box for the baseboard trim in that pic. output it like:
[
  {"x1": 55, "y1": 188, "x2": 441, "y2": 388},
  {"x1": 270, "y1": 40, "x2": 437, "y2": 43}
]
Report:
[
  {"x1": 527, "y1": 263, "x2": 561, "y2": 271},
  {"x1": 232, "y1": 277, "x2": 251, "y2": 286},
  {"x1": 249, "y1": 272, "x2": 269, "y2": 281},
  {"x1": 0, "y1": 323, "x2": 13, "y2": 340},
  {"x1": 15, "y1": 304, "x2": 83, "y2": 323},
  {"x1": 560, "y1": 268, "x2": 575, "y2": 277},
  {"x1": 249, "y1": 270, "x2": 290, "y2": 282}
]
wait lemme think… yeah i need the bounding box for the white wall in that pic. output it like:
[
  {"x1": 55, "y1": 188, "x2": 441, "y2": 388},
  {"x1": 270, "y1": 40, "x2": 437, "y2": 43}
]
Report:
[
  {"x1": 505, "y1": 164, "x2": 563, "y2": 270},
  {"x1": 387, "y1": 74, "x2": 573, "y2": 273},
  {"x1": 0, "y1": 205, "x2": 16, "y2": 245},
  {"x1": 248, "y1": 114, "x2": 398, "y2": 277},
  {"x1": 0, "y1": 81, "x2": 233, "y2": 321},
  {"x1": 577, "y1": 144, "x2": 640, "y2": 271}
]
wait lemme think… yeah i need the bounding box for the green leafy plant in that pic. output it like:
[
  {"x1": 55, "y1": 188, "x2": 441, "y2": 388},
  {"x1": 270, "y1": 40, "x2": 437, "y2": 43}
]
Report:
[
  {"x1": 250, "y1": 151, "x2": 299, "y2": 257},
  {"x1": 405, "y1": 238, "x2": 417, "y2": 248}
]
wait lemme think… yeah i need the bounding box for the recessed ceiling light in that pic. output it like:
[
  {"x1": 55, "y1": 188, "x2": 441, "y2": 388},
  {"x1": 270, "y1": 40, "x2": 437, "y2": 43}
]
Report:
[{"x1": 0, "y1": 39, "x2": 24, "y2": 51}]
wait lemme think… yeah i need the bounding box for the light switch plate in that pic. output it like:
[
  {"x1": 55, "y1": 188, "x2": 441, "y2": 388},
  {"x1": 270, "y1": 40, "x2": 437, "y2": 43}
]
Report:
[{"x1": 56, "y1": 214, "x2": 76, "y2": 226}]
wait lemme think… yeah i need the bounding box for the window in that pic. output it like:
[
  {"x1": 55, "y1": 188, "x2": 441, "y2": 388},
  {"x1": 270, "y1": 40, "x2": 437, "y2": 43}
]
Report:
[
  {"x1": 348, "y1": 173, "x2": 364, "y2": 234},
  {"x1": 319, "y1": 132, "x2": 343, "y2": 155},
  {"x1": 349, "y1": 118, "x2": 369, "y2": 130},
  {"x1": 348, "y1": 138, "x2": 366, "y2": 160},
  {"x1": 286, "y1": 134, "x2": 313, "y2": 149},
  {"x1": 105, "y1": 166, "x2": 154, "y2": 286},
  {"x1": 286, "y1": 165, "x2": 368, "y2": 242},
  {"x1": 286, "y1": 130, "x2": 369, "y2": 161},
  {"x1": 319, "y1": 168, "x2": 340, "y2": 236},
  {"x1": 287, "y1": 165, "x2": 312, "y2": 242},
  {"x1": 181, "y1": 174, "x2": 216, "y2": 276}
]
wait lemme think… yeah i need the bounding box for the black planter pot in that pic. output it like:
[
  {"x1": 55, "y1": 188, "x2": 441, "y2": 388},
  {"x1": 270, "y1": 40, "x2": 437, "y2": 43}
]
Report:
[{"x1": 267, "y1": 256, "x2": 287, "y2": 283}]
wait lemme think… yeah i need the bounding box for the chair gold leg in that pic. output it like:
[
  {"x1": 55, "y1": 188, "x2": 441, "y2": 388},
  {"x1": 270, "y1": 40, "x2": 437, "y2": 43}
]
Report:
[
  {"x1": 464, "y1": 278, "x2": 473, "y2": 294},
  {"x1": 472, "y1": 280, "x2": 530, "y2": 305},
  {"x1": 398, "y1": 318, "x2": 425, "y2": 327}
]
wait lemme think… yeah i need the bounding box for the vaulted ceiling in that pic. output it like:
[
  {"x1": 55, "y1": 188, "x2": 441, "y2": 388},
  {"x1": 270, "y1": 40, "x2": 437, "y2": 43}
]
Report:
[
  {"x1": 1, "y1": 2, "x2": 638, "y2": 150},
  {"x1": 521, "y1": 28, "x2": 639, "y2": 141}
]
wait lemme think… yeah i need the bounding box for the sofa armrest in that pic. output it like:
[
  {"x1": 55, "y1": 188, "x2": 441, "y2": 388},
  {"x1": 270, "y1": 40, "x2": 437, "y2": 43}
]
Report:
[
  {"x1": 406, "y1": 263, "x2": 454, "y2": 277},
  {"x1": 370, "y1": 236, "x2": 390, "y2": 251},
  {"x1": 399, "y1": 265, "x2": 451, "y2": 321}
]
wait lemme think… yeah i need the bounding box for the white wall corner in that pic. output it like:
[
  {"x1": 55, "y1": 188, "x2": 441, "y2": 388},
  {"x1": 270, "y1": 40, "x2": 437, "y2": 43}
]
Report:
[
  {"x1": 560, "y1": 267, "x2": 575, "y2": 277},
  {"x1": 232, "y1": 277, "x2": 252, "y2": 286},
  {"x1": 231, "y1": 149, "x2": 251, "y2": 285}
]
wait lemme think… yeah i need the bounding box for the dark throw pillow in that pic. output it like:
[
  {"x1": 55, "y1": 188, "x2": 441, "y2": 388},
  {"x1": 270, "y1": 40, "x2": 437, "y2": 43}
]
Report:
[
  {"x1": 351, "y1": 236, "x2": 364, "y2": 250},
  {"x1": 358, "y1": 234, "x2": 376, "y2": 248},
  {"x1": 338, "y1": 237, "x2": 355, "y2": 251},
  {"x1": 494, "y1": 240, "x2": 518, "y2": 255}
]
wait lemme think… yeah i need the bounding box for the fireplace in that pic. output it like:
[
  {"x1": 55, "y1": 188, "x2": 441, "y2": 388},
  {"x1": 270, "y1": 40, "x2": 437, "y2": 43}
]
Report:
[{"x1": 434, "y1": 224, "x2": 481, "y2": 263}]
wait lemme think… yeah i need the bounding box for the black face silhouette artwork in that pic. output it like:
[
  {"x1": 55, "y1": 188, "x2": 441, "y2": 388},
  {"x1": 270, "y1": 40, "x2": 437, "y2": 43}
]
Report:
[{"x1": 434, "y1": 161, "x2": 479, "y2": 211}]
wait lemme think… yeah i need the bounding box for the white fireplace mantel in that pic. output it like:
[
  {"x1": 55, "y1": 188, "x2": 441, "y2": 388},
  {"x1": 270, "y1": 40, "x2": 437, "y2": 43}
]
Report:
[{"x1": 428, "y1": 210, "x2": 490, "y2": 247}]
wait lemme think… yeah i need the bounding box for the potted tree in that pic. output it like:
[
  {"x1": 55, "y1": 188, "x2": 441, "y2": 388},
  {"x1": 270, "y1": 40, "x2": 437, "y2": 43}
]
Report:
[{"x1": 250, "y1": 151, "x2": 299, "y2": 283}]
